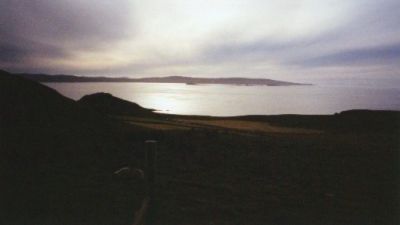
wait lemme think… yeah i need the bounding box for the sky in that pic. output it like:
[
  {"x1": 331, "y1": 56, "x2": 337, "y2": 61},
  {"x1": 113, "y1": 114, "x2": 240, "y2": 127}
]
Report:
[{"x1": 0, "y1": 0, "x2": 399, "y2": 81}]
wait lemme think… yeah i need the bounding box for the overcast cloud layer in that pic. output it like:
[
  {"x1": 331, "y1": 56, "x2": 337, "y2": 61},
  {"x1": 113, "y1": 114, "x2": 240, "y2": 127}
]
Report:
[{"x1": 0, "y1": 0, "x2": 399, "y2": 80}]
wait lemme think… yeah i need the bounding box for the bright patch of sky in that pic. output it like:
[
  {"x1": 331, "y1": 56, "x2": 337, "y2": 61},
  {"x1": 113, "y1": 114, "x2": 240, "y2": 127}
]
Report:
[{"x1": 1, "y1": 0, "x2": 399, "y2": 82}]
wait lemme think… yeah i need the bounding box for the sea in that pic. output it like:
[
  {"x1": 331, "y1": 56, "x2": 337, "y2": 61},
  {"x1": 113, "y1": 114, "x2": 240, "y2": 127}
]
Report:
[{"x1": 44, "y1": 80, "x2": 400, "y2": 116}]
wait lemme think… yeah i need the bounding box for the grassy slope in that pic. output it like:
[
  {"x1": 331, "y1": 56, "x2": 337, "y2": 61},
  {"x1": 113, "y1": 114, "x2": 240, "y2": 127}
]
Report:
[{"x1": 114, "y1": 112, "x2": 400, "y2": 225}]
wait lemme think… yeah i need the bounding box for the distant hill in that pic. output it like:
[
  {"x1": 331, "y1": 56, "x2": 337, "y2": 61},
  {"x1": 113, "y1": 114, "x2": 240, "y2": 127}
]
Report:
[{"x1": 17, "y1": 72, "x2": 310, "y2": 86}]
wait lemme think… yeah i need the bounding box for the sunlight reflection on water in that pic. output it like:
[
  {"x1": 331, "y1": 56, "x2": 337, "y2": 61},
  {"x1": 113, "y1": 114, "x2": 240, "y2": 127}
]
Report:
[{"x1": 44, "y1": 82, "x2": 400, "y2": 116}]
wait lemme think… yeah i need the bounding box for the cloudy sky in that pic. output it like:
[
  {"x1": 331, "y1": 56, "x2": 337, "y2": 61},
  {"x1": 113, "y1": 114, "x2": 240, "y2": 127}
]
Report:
[{"x1": 1, "y1": 0, "x2": 399, "y2": 81}]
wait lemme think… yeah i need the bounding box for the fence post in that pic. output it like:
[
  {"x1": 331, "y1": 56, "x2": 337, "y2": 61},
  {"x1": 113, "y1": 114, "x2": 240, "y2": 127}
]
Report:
[{"x1": 145, "y1": 140, "x2": 157, "y2": 198}]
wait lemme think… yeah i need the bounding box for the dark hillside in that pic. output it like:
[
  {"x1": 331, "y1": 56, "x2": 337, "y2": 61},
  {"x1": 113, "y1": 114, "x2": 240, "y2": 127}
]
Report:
[
  {"x1": 78, "y1": 92, "x2": 155, "y2": 117},
  {"x1": 0, "y1": 70, "x2": 144, "y2": 225}
]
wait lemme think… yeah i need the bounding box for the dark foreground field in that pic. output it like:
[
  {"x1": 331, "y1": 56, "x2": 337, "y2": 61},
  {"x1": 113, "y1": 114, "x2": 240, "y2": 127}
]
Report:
[{"x1": 1, "y1": 70, "x2": 399, "y2": 225}]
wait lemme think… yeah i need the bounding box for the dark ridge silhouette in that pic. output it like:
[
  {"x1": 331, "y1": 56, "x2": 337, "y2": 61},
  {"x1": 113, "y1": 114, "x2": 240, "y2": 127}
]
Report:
[
  {"x1": 0, "y1": 70, "x2": 105, "y2": 127},
  {"x1": 17, "y1": 72, "x2": 309, "y2": 86},
  {"x1": 78, "y1": 92, "x2": 155, "y2": 117},
  {"x1": 0, "y1": 70, "x2": 144, "y2": 225}
]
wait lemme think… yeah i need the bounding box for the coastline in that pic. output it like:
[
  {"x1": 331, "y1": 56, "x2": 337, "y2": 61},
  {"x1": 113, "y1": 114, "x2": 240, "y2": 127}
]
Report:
[{"x1": 1, "y1": 71, "x2": 399, "y2": 225}]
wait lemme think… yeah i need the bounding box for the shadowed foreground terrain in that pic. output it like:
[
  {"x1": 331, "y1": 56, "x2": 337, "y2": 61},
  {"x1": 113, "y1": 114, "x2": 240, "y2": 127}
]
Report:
[
  {"x1": 1, "y1": 70, "x2": 399, "y2": 225},
  {"x1": 0, "y1": 70, "x2": 146, "y2": 225}
]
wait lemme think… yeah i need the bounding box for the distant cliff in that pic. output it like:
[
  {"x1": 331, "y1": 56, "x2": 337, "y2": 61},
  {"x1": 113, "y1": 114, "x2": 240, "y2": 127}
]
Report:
[{"x1": 17, "y1": 73, "x2": 310, "y2": 86}]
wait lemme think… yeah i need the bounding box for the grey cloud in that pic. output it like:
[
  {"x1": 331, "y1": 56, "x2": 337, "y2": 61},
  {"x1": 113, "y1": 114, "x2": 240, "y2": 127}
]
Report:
[
  {"x1": 203, "y1": 40, "x2": 288, "y2": 62},
  {"x1": 0, "y1": 43, "x2": 30, "y2": 63},
  {"x1": 0, "y1": 0, "x2": 134, "y2": 72},
  {"x1": 292, "y1": 43, "x2": 400, "y2": 67},
  {"x1": 292, "y1": 0, "x2": 400, "y2": 67},
  {"x1": 200, "y1": 0, "x2": 400, "y2": 71},
  {"x1": 0, "y1": 0, "x2": 133, "y2": 43},
  {"x1": 0, "y1": 37, "x2": 70, "y2": 61},
  {"x1": 201, "y1": 37, "x2": 327, "y2": 63}
]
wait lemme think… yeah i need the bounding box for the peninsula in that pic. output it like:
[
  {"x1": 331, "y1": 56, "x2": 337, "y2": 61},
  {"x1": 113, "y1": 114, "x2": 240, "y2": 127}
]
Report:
[{"x1": 17, "y1": 73, "x2": 309, "y2": 86}]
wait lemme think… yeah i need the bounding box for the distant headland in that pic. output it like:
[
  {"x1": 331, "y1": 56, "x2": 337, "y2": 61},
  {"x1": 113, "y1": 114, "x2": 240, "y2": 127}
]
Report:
[{"x1": 17, "y1": 72, "x2": 311, "y2": 86}]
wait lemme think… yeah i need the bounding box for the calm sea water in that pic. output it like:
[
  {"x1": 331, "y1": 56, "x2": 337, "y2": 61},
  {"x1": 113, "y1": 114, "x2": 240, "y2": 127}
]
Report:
[{"x1": 44, "y1": 82, "x2": 400, "y2": 116}]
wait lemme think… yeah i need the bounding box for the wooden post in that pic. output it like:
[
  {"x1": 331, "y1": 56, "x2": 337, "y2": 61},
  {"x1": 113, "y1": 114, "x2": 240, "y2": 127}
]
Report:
[{"x1": 145, "y1": 140, "x2": 157, "y2": 198}]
